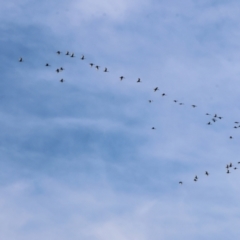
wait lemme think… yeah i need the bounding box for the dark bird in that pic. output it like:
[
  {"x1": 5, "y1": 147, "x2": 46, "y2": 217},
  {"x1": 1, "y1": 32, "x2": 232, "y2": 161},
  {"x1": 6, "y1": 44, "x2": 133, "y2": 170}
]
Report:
[
  {"x1": 120, "y1": 76, "x2": 125, "y2": 81},
  {"x1": 179, "y1": 103, "x2": 184, "y2": 105},
  {"x1": 194, "y1": 179, "x2": 197, "y2": 182},
  {"x1": 66, "y1": 51, "x2": 69, "y2": 55},
  {"x1": 192, "y1": 105, "x2": 196, "y2": 108},
  {"x1": 90, "y1": 63, "x2": 94, "y2": 67},
  {"x1": 230, "y1": 136, "x2": 233, "y2": 139},
  {"x1": 234, "y1": 167, "x2": 237, "y2": 170},
  {"x1": 179, "y1": 181, "x2": 183, "y2": 184},
  {"x1": 212, "y1": 118, "x2": 216, "y2": 122},
  {"x1": 218, "y1": 117, "x2": 222, "y2": 119},
  {"x1": 234, "y1": 126, "x2": 238, "y2": 129},
  {"x1": 229, "y1": 163, "x2": 232, "y2": 167},
  {"x1": 227, "y1": 169, "x2": 230, "y2": 174},
  {"x1": 152, "y1": 127, "x2": 155, "y2": 130},
  {"x1": 206, "y1": 113, "x2": 210, "y2": 115},
  {"x1": 70, "y1": 53, "x2": 74, "y2": 57},
  {"x1": 56, "y1": 51, "x2": 61, "y2": 54},
  {"x1": 154, "y1": 87, "x2": 159, "y2": 92},
  {"x1": 60, "y1": 79, "x2": 64, "y2": 82},
  {"x1": 238, "y1": 162, "x2": 240, "y2": 164},
  {"x1": 137, "y1": 78, "x2": 141, "y2": 83},
  {"x1": 60, "y1": 67, "x2": 64, "y2": 71},
  {"x1": 162, "y1": 93, "x2": 166, "y2": 96},
  {"x1": 174, "y1": 100, "x2": 178, "y2": 103},
  {"x1": 19, "y1": 57, "x2": 23, "y2": 62},
  {"x1": 226, "y1": 164, "x2": 229, "y2": 169},
  {"x1": 81, "y1": 55, "x2": 85, "y2": 60},
  {"x1": 205, "y1": 171, "x2": 209, "y2": 176},
  {"x1": 207, "y1": 122, "x2": 211, "y2": 125},
  {"x1": 195, "y1": 175, "x2": 198, "y2": 179},
  {"x1": 149, "y1": 100, "x2": 153, "y2": 103},
  {"x1": 214, "y1": 114, "x2": 217, "y2": 118},
  {"x1": 235, "y1": 122, "x2": 239, "y2": 124},
  {"x1": 45, "y1": 63, "x2": 50, "y2": 66},
  {"x1": 95, "y1": 65, "x2": 100, "y2": 70},
  {"x1": 56, "y1": 69, "x2": 60, "y2": 73},
  {"x1": 104, "y1": 68, "x2": 109, "y2": 72}
]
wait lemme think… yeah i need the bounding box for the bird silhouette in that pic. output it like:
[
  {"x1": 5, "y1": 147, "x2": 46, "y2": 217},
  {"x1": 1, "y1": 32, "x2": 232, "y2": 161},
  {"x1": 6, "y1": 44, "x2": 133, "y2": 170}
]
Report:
[
  {"x1": 174, "y1": 100, "x2": 178, "y2": 103},
  {"x1": 90, "y1": 63, "x2": 94, "y2": 67},
  {"x1": 120, "y1": 76, "x2": 125, "y2": 81},
  {"x1": 149, "y1": 100, "x2": 153, "y2": 103},
  {"x1": 95, "y1": 65, "x2": 100, "y2": 70},
  {"x1": 60, "y1": 79, "x2": 64, "y2": 82},
  {"x1": 162, "y1": 93, "x2": 166, "y2": 96},
  {"x1": 152, "y1": 127, "x2": 155, "y2": 130},
  {"x1": 179, "y1": 181, "x2": 183, "y2": 184},
  {"x1": 70, "y1": 53, "x2": 74, "y2": 57},
  {"x1": 154, "y1": 87, "x2": 159, "y2": 92},
  {"x1": 192, "y1": 105, "x2": 196, "y2": 108},
  {"x1": 205, "y1": 171, "x2": 209, "y2": 176},
  {"x1": 81, "y1": 55, "x2": 85, "y2": 60},
  {"x1": 56, "y1": 51, "x2": 61, "y2": 54},
  {"x1": 137, "y1": 78, "x2": 141, "y2": 83},
  {"x1": 66, "y1": 51, "x2": 69, "y2": 55},
  {"x1": 19, "y1": 57, "x2": 23, "y2": 62},
  {"x1": 45, "y1": 63, "x2": 50, "y2": 67},
  {"x1": 104, "y1": 68, "x2": 109, "y2": 72}
]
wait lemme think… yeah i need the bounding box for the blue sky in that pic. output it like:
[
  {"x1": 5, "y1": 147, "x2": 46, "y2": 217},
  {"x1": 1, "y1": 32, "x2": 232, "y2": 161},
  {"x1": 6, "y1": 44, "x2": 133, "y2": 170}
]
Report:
[{"x1": 1, "y1": 0, "x2": 240, "y2": 239}]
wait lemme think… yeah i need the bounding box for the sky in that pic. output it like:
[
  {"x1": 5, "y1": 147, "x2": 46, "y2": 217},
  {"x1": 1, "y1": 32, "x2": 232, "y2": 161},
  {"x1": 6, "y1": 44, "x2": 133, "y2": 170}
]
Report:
[{"x1": 1, "y1": 0, "x2": 240, "y2": 239}]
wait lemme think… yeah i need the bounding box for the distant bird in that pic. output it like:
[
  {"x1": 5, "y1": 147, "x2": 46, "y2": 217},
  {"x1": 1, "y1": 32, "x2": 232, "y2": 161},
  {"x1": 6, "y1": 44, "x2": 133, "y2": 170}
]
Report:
[
  {"x1": 212, "y1": 118, "x2": 216, "y2": 122},
  {"x1": 192, "y1": 105, "x2": 196, "y2": 108},
  {"x1": 234, "y1": 167, "x2": 237, "y2": 170},
  {"x1": 152, "y1": 127, "x2": 155, "y2": 130},
  {"x1": 149, "y1": 100, "x2": 153, "y2": 103},
  {"x1": 162, "y1": 93, "x2": 166, "y2": 96},
  {"x1": 81, "y1": 55, "x2": 85, "y2": 60},
  {"x1": 70, "y1": 53, "x2": 74, "y2": 57},
  {"x1": 227, "y1": 169, "x2": 230, "y2": 174},
  {"x1": 154, "y1": 87, "x2": 159, "y2": 92},
  {"x1": 56, "y1": 51, "x2": 61, "y2": 54},
  {"x1": 179, "y1": 103, "x2": 184, "y2": 105},
  {"x1": 137, "y1": 78, "x2": 141, "y2": 83},
  {"x1": 235, "y1": 122, "x2": 239, "y2": 124},
  {"x1": 104, "y1": 68, "x2": 109, "y2": 72},
  {"x1": 194, "y1": 178, "x2": 197, "y2": 182},
  {"x1": 195, "y1": 175, "x2": 198, "y2": 179},
  {"x1": 19, "y1": 57, "x2": 23, "y2": 62},
  {"x1": 60, "y1": 67, "x2": 64, "y2": 71},
  {"x1": 214, "y1": 114, "x2": 217, "y2": 118},
  {"x1": 56, "y1": 69, "x2": 60, "y2": 73},
  {"x1": 60, "y1": 79, "x2": 64, "y2": 82},
  {"x1": 230, "y1": 136, "x2": 233, "y2": 139},
  {"x1": 229, "y1": 163, "x2": 232, "y2": 167},
  {"x1": 207, "y1": 122, "x2": 211, "y2": 125},
  {"x1": 205, "y1": 171, "x2": 209, "y2": 176},
  {"x1": 95, "y1": 65, "x2": 100, "y2": 70},
  {"x1": 238, "y1": 162, "x2": 240, "y2": 164},
  {"x1": 206, "y1": 113, "x2": 210, "y2": 115},
  {"x1": 45, "y1": 63, "x2": 50, "y2": 66},
  {"x1": 66, "y1": 51, "x2": 69, "y2": 55},
  {"x1": 90, "y1": 63, "x2": 94, "y2": 67},
  {"x1": 218, "y1": 117, "x2": 222, "y2": 119},
  {"x1": 226, "y1": 164, "x2": 229, "y2": 169},
  {"x1": 120, "y1": 76, "x2": 125, "y2": 81},
  {"x1": 174, "y1": 100, "x2": 178, "y2": 103},
  {"x1": 179, "y1": 181, "x2": 183, "y2": 184},
  {"x1": 234, "y1": 126, "x2": 238, "y2": 129}
]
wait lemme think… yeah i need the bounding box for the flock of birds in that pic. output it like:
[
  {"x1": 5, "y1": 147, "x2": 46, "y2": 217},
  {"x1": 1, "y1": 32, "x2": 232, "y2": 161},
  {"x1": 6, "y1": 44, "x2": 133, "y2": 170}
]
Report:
[{"x1": 18, "y1": 51, "x2": 240, "y2": 185}]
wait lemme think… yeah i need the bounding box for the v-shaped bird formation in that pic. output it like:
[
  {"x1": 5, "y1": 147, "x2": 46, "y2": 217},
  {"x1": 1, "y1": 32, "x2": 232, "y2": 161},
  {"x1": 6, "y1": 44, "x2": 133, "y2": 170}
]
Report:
[{"x1": 18, "y1": 51, "x2": 240, "y2": 185}]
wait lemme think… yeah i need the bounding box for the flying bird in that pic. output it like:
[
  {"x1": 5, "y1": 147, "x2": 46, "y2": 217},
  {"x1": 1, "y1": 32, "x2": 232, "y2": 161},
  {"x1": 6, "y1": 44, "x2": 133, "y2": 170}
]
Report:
[
  {"x1": 207, "y1": 122, "x2": 211, "y2": 125},
  {"x1": 149, "y1": 100, "x2": 153, "y2": 103},
  {"x1": 66, "y1": 51, "x2": 70, "y2": 55},
  {"x1": 154, "y1": 87, "x2": 159, "y2": 92},
  {"x1": 205, "y1": 171, "x2": 209, "y2": 176},
  {"x1": 81, "y1": 55, "x2": 85, "y2": 60},
  {"x1": 56, "y1": 69, "x2": 60, "y2": 73},
  {"x1": 70, "y1": 53, "x2": 75, "y2": 57},
  {"x1": 137, "y1": 78, "x2": 141, "y2": 83},
  {"x1": 120, "y1": 76, "x2": 125, "y2": 81},
  {"x1": 60, "y1": 67, "x2": 64, "y2": 71},
  {"x1": 174, "y1": 100, "x2": 178, "y2": 103},
  {"x1": 56, "y1": 51, "x2": 61, "y2": 54},
  {"x1": 19, "y1": 57, "x2": 23, "y2": 62},
  {"x1": 95, "y1": 65, "x2": 100, "y2": 70},
  {"x1": 162, "y1": 93, "x2": 166, "y2": 96},
  {"x1": 45, "y1": 63, "x2": 50, "y2": 66},
  {"x1": 104, "y1": 68, "x2": 109, "y2": 72},
  {"x1": 60, "y1": 79, "x2": 64, "y2": 82},
  {"x1": 152, "y1": 127, "x2": 155, "y2": 130},
  {"x1": 192, "y1": 105, "x2": 196, "y2": 108},
  {"x1": 179, "y1": 181, "x2": 183, "y2": 184}
]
